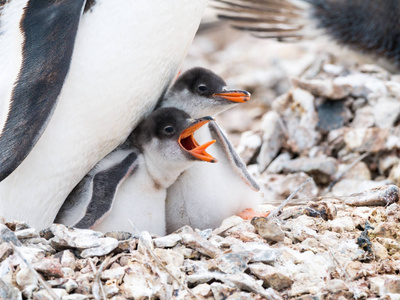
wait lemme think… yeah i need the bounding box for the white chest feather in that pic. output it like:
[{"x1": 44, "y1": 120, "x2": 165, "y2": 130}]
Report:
[
  {"x1": 0, "y1": 0, "x2": 207, "y2": 228},
  {"x1": 92, "y1": 156, "x2": 167, "y2": 235},
  {"x1": 166, "y1": 126, "x2": 261, "y2": 232}
]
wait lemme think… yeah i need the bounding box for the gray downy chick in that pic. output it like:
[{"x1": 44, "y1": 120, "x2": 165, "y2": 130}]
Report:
[
  {"x1": 55, "y1": 107, "x2": 216, "y2": 235},
  {"x1": 158, "y1": 67, "x2": 261, "y2": 232}
]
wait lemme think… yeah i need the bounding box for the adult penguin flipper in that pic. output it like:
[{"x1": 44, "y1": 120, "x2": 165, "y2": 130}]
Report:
[
  {"x1": 0, "y1": 0, "x2": 86, "y2": 181},
  {"x1": 57, "y1": 150, "x2": 139, "y2": 229},
  {"x1": 208, "y1": 121, "x2": 260, "y2": 191}
]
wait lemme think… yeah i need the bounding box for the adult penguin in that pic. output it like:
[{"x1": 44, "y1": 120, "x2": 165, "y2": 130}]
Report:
[
  {"x1": 212, "y1": 0, "x2": 400, "y2": 67},
  {"x1": 0, "y1": 0, "x2": 207, "y2": 228}
]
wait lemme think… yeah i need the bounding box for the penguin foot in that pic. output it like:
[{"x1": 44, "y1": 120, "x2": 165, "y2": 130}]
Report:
[{"x1": 237, "y1": 208, "x2": 270, "y2": 220}]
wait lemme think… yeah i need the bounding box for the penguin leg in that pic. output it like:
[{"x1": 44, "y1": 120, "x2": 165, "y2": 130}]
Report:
[
  {"x1": 0, "y1": 0, "x2": 86, "y2": 181},
  {"x1": 237, "y1": 208, "x2": 270, "y2": 220}
]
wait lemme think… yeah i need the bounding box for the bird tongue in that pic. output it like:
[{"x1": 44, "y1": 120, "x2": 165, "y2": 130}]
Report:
[{"x1": 179, "y1": 119, "x2": 217, "y2": 163}]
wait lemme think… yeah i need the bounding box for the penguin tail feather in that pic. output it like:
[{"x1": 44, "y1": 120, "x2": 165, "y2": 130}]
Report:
[{"x1": 210, "y1": 0, "x2": 322, "y2": 42}]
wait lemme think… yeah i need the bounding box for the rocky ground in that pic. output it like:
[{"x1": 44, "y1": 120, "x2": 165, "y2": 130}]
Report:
[{"x1": 1, "y1": 24, "x2": 400, "y2": 299}]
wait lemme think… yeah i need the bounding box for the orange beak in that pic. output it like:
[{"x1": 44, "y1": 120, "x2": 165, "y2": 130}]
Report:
[
  {"x1": 179, "y1": 117, "x2": 217, "y2": 163},
  {"x1": 213, "y1": 89, "x2": 251, "y2": 103}
]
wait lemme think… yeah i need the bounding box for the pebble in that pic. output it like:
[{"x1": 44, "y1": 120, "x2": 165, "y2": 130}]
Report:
[
  {"x1": 15, "y1": 228, "x2": 39, "y2": 240},
  {"x1": 249, "y1": 263, "x2": 293, "y2": 291},
  {"x1": 251, "y1": 218, "x2": 285, "y2": 243},
  {"x1": 60, "y1": 250, "x2": 76, "y2": 269},
  {"x1": 16, "y1": 266, "x2": 37, "y2": 288},
  {"x1": 50, "y1": 224, "x2": 103, "y2": 249},
  {"x1": 257, "y1": 111, "x2": 286, "y2": 172},
  {"x1": 153, "y1": 233, "x2": 182, "y2": 248},
  {"x1": 0, "y1": 224, "x2": 22, "y2": 246},
  {"x1": 80, "y1": 237, "x2": 119, "y2": 258},
  {"x1": 328, "y1": 217, "x2": 355, "y2": 233}
]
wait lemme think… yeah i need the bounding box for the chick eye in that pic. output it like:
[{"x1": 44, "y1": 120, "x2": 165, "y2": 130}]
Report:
[
  {"x1": 163, "y1": 126, "x2": 175, "y2": 134},
  {"x1": 198, "y1": 84, "x2": 208, "y2": 92}
]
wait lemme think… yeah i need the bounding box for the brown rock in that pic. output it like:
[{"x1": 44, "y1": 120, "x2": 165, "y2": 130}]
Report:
[
  {"x1": 251, "y1": 218, "x2": 285, "y2": 243},
  {"x1": 32, "y1": 257, "x2": 63, "y2": 278},
  {"x1": 249, "y1": 263, "x2": 293, "y2": 291}
]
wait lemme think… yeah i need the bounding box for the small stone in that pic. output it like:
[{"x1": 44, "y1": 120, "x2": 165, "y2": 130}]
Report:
[
  {"x1": 154, "y1": 248, "x2": 184, "y2": 268},
  {"x1": 214, "y1": 252, "x2": 251, "y2": 274},
  {"x1": 0, "y1": 224, "x2": 22, "y2": 246},
  {"x1": 337, "y1": 161, "x2": 371, "y2": 181},
  {"x1": 230, "y1": 242, "x2": 280, "y2": 264},
  {"x1": 0, "y1": 242, "x2": 13, "y2": 263},
  {"x1": 280, "y1": 157, "x2": 338, "y2": 185},
  {"x1": 328, "y1": 217, "x2": 355, "y2": 233},
  {"x1": 345, "y1": 261, "x2": 363, "y2": 280},
  {"x1": 62, "y1": 267, "x2": 75, "y2": 277},
  {"x1": 104, "y1": 282, "x2": 119, "y2": 298},
  {"x1": 317, "y1": 99, "x2": 351, "y2": 132},
  {"x1": 210, "y1": 282, "x2": 237, "y2": 300},
  {"x1": 100, "y1": 267, "x2": 126, "y2": 281},
  {"x1": 198, "y1": 228, "x2": 213, "y2": 240},
  {"x1": 344, "y1": 185, "x2": 399, "y2": 206},
  {"x1": 62, "y1": 295, "x2": 89, "y2": 300},
  {"x1": 61, "y1": 279, "x2": 78, "y2": 293},
  {"x1": 251, "y1": 218, "x2": 285, "y2": 243},
  {"x1": 385, "y1": 275, "x2": 400, "y2": 293},
  {"x1": 50, "y1": 224, "x2": 103, "y2": 249},
  {"x1": 46, "y1": 278, "x2": 67, "y2": 287},
  {"x1": 178, "y1": 226, "x2": 222, "y2": 258},
  {"x1": 292, "y1": 77, "x2": 351, "y2": 99},
  {"x1": 292, "y1": 226, "x2": 317, "y2": 242},
  {"x1": 192, "y1": 283, "x2": 212, "y2": 297},
  {"x1": 137, "y1": 231, "x2": 154, "y2": 254},
  {"x1": 236, "y1": 131, "x2": 262, "y2": 165},
  {"x1": 249, "y1": 263, "x2": 293, "y2": 291},
  {"x1": 0, "y1": 278, "x2": 22, "y2": 300},
  {"x1": 372, "y1": 241, "x2": 389, "y2": 260},
  {"x1": 120, "y1": 262, "x2": 155, "y2": 299},
  {"x1": 32, "y1": 257, "x2": 63, "y2": 278},
  {"x1": 257, "y1": 111, "x2": 285, "y2": 172},
  {"x1": 326, "y1": 279, "x2": 348, "y2": 294},
  {"x1": 389, "y1": 163, "x2": 400, "y2": 186},
  {"x1": 373, "y1": 97, "x2": 400, "y2": 128},
  {"x1": 22, "y1": 285, "x2": 37, "y2": 299},
  {"x1": 15, "y1": 222, "x2": 30, "y2": 231},
  {"x1": 369, "y1": 276, "x2": 385, "y2": 296},
  {"x1": 16, "y1": 266, "x2": 38, "y2": 287},
  {"x1": 351, "y1": 106, "x2": 374, "y2": 128},
  {"x1": 80, "y1": 237, "x2": 119, "y2": 258},
  {"x1": 153, "y1": 233, "x2": 182, "y2": 248},
  {"x1": 104, "y1": 231, "x2": 133, "y2": 241},
  {"x1": 34, "y1": 288, "x2": 68, "y2": 300},
  {"x1": 60, "y1": 250, "x2": 76, "y2": 269},
  {"x1": 15, "y1": 228, "x2": 39, "y2": 240},
  {"x1": 306, "y1": 201, "x2": 337, "y2": 221}
]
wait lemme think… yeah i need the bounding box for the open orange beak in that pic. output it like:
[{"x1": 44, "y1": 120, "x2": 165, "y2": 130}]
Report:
[
  {"x1": 213, "y1": 89, "x2": 251, "y2": 103},
  {"x1": 179, "y1": 116, "x2": 217, "y2": 163}
]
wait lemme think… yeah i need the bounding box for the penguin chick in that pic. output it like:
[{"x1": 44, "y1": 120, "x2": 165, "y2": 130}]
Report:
[
  {"x1": 158, "y1": 67, "x2": 262, "y2": 232},
  {"x1": 212, "y1": 0, "x2": 400, "y2": 66},
  {"x1": 55, "y1": 108, "x2": 216, "y2": 235}
]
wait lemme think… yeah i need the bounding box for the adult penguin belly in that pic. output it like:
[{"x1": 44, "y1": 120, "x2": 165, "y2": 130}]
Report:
[{"x1": 0, "y1": 0, "x2": 207, "y2": 229}]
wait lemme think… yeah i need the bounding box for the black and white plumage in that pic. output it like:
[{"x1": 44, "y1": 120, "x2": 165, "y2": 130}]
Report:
[
  {"x1": 212, "y1": 0, "x2": 400, "y2": 66},
  {"x1": 56, "y1": 67, "x2": 259, "y2": 233},
  {"x1": 0, "y1": 0, "x2": 207, "y2": 228},
  {"x1": 158, "y1": 67, "x2": 261, "y2": 232},
  {"x1": 55, "y1": 108, "x2": 216, "y2": 235}
]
